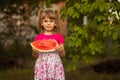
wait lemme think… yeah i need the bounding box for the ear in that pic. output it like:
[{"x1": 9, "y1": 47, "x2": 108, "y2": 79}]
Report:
[{"x1": 41, "y1": 22, "x2": 43, "y2": 26}]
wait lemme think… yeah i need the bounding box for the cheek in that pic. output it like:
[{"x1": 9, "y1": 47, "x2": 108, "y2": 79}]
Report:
[{"x1": 52, "y1": 22, "x2": 56, "y2": 26}]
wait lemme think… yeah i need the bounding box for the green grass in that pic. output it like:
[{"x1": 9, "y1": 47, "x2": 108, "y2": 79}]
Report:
[
  {"x1": 0, "y1": 68, "x2": 120, "y2": 80},
  {"x1": 66, "y1": 71, "x2": 120, "y2": 80},
  {"x1": 0, "y1": 59, "x2": 120, "y2": 80},
  {"x1": 0, "y1": 68, "x2": 34, "y2": 80}
]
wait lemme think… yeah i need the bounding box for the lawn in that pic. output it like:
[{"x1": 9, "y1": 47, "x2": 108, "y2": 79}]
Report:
[
  {"x1": 0, "y1": 68, "x2": 34, "y2": 80},
  {"x1": 0, "y1": 59, "x2": 120, "y2": 80},
  {"x1": 0, "y1": 67, "x2": 120, "y2": 80}
]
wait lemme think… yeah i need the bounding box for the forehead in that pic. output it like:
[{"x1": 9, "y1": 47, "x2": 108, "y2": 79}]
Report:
[{"x1": 42, "y1": 16, "x2": 55, "y2": 20}]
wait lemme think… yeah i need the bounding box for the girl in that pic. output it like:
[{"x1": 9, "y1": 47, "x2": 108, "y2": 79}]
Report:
[{"x1": 32, "y1": 8, "x2": 66, "y2": 80}]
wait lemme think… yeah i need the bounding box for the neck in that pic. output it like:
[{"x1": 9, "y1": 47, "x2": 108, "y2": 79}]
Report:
[{"x1": 43, "y1": 31, "x2": 54, "y2": 35}]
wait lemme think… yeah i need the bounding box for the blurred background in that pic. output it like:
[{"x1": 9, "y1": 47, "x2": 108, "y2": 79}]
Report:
[{"x1": 0, "y1": 0, "x2": 120, "y2": 80}]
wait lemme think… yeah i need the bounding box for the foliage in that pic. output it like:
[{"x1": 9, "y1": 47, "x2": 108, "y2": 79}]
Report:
[
  {"x1": 0, "y1": 0, "x2": 39, "y2": 68},
  {"x1": 0, "y1": 0, "x2": 120, "y2": 71},
  {"x1": 61, "y1": 0, "x2": 120, "y2": 64}
]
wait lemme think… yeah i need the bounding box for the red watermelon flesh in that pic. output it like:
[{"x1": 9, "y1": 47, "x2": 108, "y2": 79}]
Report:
[{"x1": 30, "y1": 39, "x2": 58, "y2": 52}]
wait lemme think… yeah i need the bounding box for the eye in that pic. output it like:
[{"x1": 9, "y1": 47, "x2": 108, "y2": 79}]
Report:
[
  {"x1": 43, "y1": 20, "x2": 48, "y2": 22},
  {"x1": 50, "y1": 19, "x2": 55, "y2": 22}
]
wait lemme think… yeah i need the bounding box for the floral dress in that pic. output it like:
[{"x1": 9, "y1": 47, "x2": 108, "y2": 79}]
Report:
[
  {"x1": 33, "y1": 33, "x2": 65, "y2": 80},
  {"x1": 34, "y1": 51, "x2": 65, "y2": 80}
]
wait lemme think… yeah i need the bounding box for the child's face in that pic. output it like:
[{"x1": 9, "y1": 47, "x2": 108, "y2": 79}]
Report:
[{"x1": 41, "y1": 17, "x2": 56, "y2": 32}]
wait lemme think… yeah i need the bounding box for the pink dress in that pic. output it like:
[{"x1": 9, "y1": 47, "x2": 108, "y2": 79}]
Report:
[{"x1": 33, "y1": 33, "x2": 65, "y2": 80}]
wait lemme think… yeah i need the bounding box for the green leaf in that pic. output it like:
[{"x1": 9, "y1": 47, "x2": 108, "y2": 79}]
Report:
[
  {"x1": 82, "y1": 56, "x2": 94, "y2": 64},
  {"x1": 91, "y1": 36, "x2": 95, "y2": 41},
  {"x1": 67, "y1": 7, "x2": 74, "y2": 16},
  {"x1": 73, "y1": 3, "x2": 81, "y2": 9},
  {"x1": 95, "y1": 15, "x2": 105, "y2": 22},
  {"x1": 72, "y1": 12, "x2": 79, "y2": 18},
  {"x1": 112, "y1": 32, "x2": 117, "y2": 40},
  {"x1": 72, "y1": 55, "x2": 79, "y2": 62}
]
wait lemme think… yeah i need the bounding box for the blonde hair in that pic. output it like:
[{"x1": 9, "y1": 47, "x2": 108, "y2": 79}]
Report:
[{"x1": 37, "y1": 8, "x2": 60, "y2": 33}]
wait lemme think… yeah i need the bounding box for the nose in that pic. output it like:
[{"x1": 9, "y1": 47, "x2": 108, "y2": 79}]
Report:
[{"x1": 47, "y1": 22, "x2": 50, "y2": 25}]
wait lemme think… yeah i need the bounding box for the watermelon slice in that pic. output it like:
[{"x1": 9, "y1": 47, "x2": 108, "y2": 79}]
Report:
[{"x1": 30, "y1": 39, "x2": 58, "y2": 52}]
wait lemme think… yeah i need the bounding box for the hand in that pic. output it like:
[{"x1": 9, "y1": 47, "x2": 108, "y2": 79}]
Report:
[
  {"x1": 55, "y1": 44, "x2": 64, "y2": 52},
  {"x1": 55, "y1": 44, "x2": 66, "y2": 58},
  {"x1": 32, "y1": 48, "x2": 40, "y2": 58},
  {"x1": 32, "y1": 48, "x2": 40, "y2": 54}
]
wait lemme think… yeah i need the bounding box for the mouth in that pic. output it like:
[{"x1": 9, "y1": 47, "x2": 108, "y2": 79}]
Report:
[
  {"x1": 46, "y1": 26, "x2": 52, "y2": 28},
  {"x1": 46, "y1": 27, "x2": 51, "y2": 28}
]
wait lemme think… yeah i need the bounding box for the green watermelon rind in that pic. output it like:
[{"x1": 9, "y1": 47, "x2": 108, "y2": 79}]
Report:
[{"x1": 30, "y1": 39, "x2": 58, "y2": 52}]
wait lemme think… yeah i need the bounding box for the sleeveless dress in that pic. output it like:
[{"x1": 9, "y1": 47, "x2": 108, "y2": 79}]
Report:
[{"x1": 33, "y1": 33, "x2": 65, "y2": 80}]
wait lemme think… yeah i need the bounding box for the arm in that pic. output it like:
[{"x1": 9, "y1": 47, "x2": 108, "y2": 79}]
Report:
[
  {"x1": 32, "y1": 49, "x2": 39, "y2": 59},
  {"x1": 55, "y1": 44, "x2": 66, "y2": 58}
]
